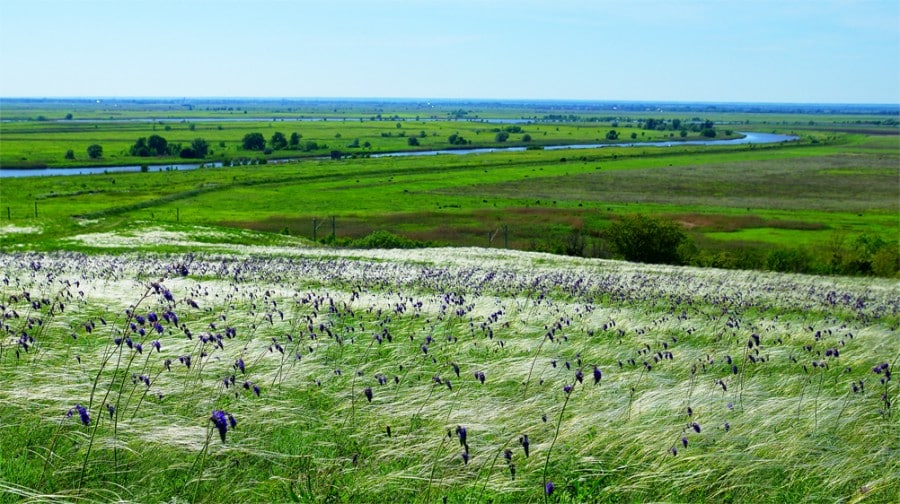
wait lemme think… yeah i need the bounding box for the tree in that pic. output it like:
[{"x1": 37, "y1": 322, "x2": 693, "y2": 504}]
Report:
[
  {"x1": 522, "y1": 134, "x2": 532, "y2": 142},
  {"x1": 64, "y1": 149, "x2": 75, "y2": 160},
  {"x1": 289, "y1": 132, "x2": 301, "y2": 148},
  {"x1": 270, "y1": 132, "x2": 288, "y2": 150},
  {"x1": 605, "y1": 214, "x2": 687, "y2": 264},
  {"x1": 630, "y1": 132, "x2": 638, "y2": 140},
  {"x1": 64, "y1": 113, "x2": 73, "y2": 120},
  {"x1": 242, "y1": 132, "x2": 266, "y2": 150},
  {"x1": 495, "y1": 131, "x2": 509, "y2": 142},
  {"x1": 130, "y1": 137, "x2": 150, "y2": 156},
  {"x1": 87, "y1": 144, "x2": 103, "y2": 159},
  {"x1": 191, "y1": 138, "x2": 209, "y2": 158},
  {"x1": 407, "y1": 136, "x2": 420, "y2": 146},
  {"x1": 606, "y1": 130, "x2": 619, "y2": 140},
  {"x1": 148, "y1": 135, "x2": 168, "y2": 156}
]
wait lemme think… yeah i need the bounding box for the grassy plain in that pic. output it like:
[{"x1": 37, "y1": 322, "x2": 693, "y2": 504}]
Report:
[
  {"x1": 1, "y1": 129, "x2": 896, "y2": 271},
  {"x1": 0, "y1": 100, "x2": 898, "y2": 503},
  {"x1": 0, "y1": 117, "x2": 734, "y2": 169}
]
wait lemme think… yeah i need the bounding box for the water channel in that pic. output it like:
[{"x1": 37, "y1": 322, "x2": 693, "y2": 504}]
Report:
[{"x1": 0, "y1": 131, "x2": 797, "y2": 178}]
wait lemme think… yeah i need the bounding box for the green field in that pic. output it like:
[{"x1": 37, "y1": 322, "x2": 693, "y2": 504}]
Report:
[
  {"x1": 0, "y1": 100, "x2": 898, "y2": 503},
  {"x1": 1, "y1": 116, "x2": 897, "y2": 276}
]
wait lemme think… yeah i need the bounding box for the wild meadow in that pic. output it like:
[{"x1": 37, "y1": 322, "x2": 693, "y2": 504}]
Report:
[
  {"x1": 0, "y1": 100, "x2": 898, "y2": 502},
  {"x1": 0, "y1": 232, "x2": 897, "y2": 502}
]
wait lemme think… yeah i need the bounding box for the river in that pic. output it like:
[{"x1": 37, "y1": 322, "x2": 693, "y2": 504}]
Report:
[{"x1": 0, "y1": 132, "x2": 797, "y2": 178}]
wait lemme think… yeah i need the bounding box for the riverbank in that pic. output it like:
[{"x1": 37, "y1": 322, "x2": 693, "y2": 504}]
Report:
[{"x1": 0, "y1": 132, "x2": 797, "y2": 178}]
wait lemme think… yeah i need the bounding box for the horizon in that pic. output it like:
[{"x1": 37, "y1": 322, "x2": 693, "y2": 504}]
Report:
[
  {"x1": 2, "y1": 96, "x2": 898, "y2": 108},
  {"x1": 1, "y1": 0, "x2": 898, "y2": 104}
]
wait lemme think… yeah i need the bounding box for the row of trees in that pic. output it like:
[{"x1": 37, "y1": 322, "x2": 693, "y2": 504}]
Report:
[
  {"x1": 242, "y1": 132, "x2": 322, "y2": 153},
  {"x1": 130, "y1": 135, "x2": 210, "y2": 159}
]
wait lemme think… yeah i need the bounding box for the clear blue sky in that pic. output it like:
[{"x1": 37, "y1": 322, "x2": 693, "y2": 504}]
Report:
[{"x1": 1, "y1": 0, "x2": 898, "y2": 104}]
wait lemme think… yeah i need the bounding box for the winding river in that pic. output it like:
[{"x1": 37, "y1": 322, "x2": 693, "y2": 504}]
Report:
[{"x1": 0, "y1": 131, "x2": 796, "y2": 178}]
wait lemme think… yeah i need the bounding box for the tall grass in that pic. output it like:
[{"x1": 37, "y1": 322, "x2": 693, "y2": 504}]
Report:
[{"x1": 1, "y1": 246, "x2": 897, "y2": 502}]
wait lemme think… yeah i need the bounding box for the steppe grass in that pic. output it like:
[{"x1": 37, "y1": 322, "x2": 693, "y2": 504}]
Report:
[{"x1": 0, "y1": 242, "x2": 897, "y2": 502}]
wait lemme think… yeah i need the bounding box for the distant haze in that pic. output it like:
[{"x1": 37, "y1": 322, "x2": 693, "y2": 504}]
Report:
[{"x1": 1, "y1": 0, "x2": 898, "y2": 104}]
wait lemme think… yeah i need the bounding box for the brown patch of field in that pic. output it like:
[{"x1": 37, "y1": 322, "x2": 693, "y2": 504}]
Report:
[
  {"x1": 219, "y1": 207, "x2": 599, "y2": 248},
  {"x1": 669, "y1": 213, "x2": 828, "y2": 233}
]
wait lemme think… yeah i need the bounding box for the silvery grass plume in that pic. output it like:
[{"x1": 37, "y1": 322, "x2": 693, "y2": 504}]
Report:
[{"x1": 0, "y1": 248, "x2": 897, "y2": 503}]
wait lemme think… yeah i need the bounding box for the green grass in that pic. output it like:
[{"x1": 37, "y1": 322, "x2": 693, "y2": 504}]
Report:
[
  {"x1": 1, "y1": 100, "x2": 898, "y2": 502},
  {"x1": 1, "y1": 245, "x2": 897, "y2": 502},
  {"x1": 2, "y1": 132, "x2": 896, "y2": 271},
  {"x1": 0, "y1": 116, "x2": 733, "y2": 169}
]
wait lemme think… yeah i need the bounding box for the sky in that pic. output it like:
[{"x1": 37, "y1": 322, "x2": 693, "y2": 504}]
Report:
[{"x1": 1, "y1": 0, "x2": 898, "y2": 104}]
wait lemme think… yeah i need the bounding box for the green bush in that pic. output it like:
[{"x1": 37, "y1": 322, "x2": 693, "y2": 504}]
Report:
[
  {"x1": 766, "y1": 247, "x2": 813, "y2": 273},
  {"x1": 605, "y1": 214, "x2": 688, "y2": 265},
  {"x1": 349, "y1": 231, "x2": 431, "y2": 249}
]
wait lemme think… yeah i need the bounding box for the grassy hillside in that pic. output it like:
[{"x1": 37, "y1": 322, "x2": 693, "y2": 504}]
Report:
[{"x1": 1, "y1": 234, "x2": 897, "y2": 502}]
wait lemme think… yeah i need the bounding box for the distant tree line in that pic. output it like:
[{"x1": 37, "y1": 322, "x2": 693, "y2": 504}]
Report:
[
  {"x1": 129, "y1": 135, "x2": 209, "y2": 159},
  {"x1": 242, "y1": 132, "x2": 324, "y2": 153}
]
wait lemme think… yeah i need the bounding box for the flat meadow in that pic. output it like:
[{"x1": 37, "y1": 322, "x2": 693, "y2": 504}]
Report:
[{"x1": 0, "y1": 100, "x2": 898, "y2": 502}]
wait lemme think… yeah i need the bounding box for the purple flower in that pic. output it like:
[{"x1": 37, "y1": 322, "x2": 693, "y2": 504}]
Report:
[
  {"x1": 474, "y1": 370, "x2": 486, "y2": 384},
  {"x1": 519, "y1": 434, "x2": 530, "y2": 457},
  {"x1": 575, "y1": 368, "x2": 584, "y2": 384},
  {"x1": 234, "y1": 358, "x2": 245, "y2": 373},
  {"x1": 545, "y1": 481, "x2": 555, "y2": 496},
  {"x1": 455, "y1": 425, "x2": 467, "y2": 447},
  {"x1": 67, "y1": 404, "x2": 90, "y2": 426},
  {"x1": 563, "y1": 384, "x2": 573, "y2": 395},
  {"x1": 692, "y1": 422, "x2": 701, "y2": 433},
  {"x1": 461, "y1": 452, "x2": 469, "y2": 465},
  {"x1": 147, "y1": 312, "x2": 158, "y2": 323},
  {"x1": 151, "y1": 340, "x2": 161, "y2": 352},
  {"x1": 106, "y1": 403, "x2": 115, "y2": 419},
  {"x1": 364, "y1": 387, "x2": 373, "y2": 402},
  {"x1": 135, "y1": 315, "x2": 146, "y2": 326},
  {"x1": 592, "y1": 366, "x2": 602, "y2": 385},
  {"x1": 210, "y1": 410, "x2": 229, "y2": 442}
]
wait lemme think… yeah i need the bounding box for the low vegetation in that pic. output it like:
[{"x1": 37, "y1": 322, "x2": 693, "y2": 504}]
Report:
[{"x1": 1, "y1": 241, "x2": 897, "y2": 502}]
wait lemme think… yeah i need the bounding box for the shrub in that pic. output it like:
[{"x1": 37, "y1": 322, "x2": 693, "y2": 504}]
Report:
[
  {"x1": 86, "y1": 144, "x2": 103, "y2": 159},
  {"x1": 350, "y1": 231, "x2": 430, "y2": 249},
  {"x1": 605, "y1": 214, "x2": 688, "y2": 264}
]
